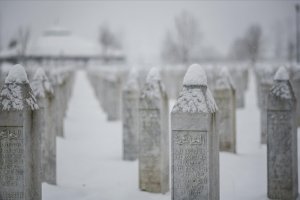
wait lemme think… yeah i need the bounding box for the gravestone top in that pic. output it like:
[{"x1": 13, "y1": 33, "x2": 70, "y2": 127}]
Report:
[
  {"x1": 5, "y1": 64, "x2": 29, "y2": 84},
  {"x1": 183, "y1": 63, "x2": 207, "y2": 86},
  {"x1": 0, "y1": 64, "x2": 38, "y2": 111},
  {"x1": 215, "y1": 66, "x2": 234, "y2": 90},
  {"x1": 172, "y1": 64, "x2": 217, "y2": 114},
  {"x1": 146, "y1": 67, "x2": 160, "y2": 83},
  {"x1": 140, "y1": 67, "x2": 165, "y2": 102},
  {"x1": 271, "y1": 67, "x2": 295, "y2": 100},
  {"x1": 274, "y1": 66, "x2": 289, "y2": 81},
  {"x1": 124, "y1": 68, "x2": 139, "y2": 91},
  {"x1": 31, "y1": 68, "x2": 54, "y2": 98}
]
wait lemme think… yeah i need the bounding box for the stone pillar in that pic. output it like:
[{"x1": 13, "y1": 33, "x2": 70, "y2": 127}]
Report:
[
  {"x1": 138, "y1": 68, "x2": 169, "y2": 193},
  {"x1": 260, "y1": 79, "x2": 273, "y2": 144},
  {"x1": 267, "y1": 66, "x2": 298, "y2": 200},
  {"x1": 31, "y1": 68, "x2": 56, "y2": 185},
  {"x1": 0, "y1": 64, "x2": 40, "y2": 200},
  {"x1": 214, "y1": 67, "x2": 236, "y2": 153},
  {"x1": 291, "y1": 64, "x2": 300, "y2": 127},
  {"x1": 171, "y1": 64, "x2": 219, "y2": 200},
  {"x1": 122, "y1": 69, "x2": 139, "y2": 161}
]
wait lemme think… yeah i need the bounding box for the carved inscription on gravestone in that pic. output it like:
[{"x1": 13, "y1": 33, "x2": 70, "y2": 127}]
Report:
[
  {"x1": 267, "y1": 111, "x2": 292, "y2": 199},
  {"x1": 173, "y1": 131, "x2": 208, "y2": 199},
  {"x1": 139, "y1": 109, "x2": 161, "y2": 191},
  {"x1": 0, "y1": 126, "x2": 24, "y2": 200}
]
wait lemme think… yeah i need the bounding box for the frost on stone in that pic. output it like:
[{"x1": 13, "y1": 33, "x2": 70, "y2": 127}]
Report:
[
  {"x1": 5, "y1": 64, "x2": 29, "y2": 84},
  {"x1": 0, "y1": 81, "x2": 38, "y2": 111},
  {"x1": 274, "y1": 66, "x2": 289, "y2": 81},
  {"x1": 270, "y1": 81, "x2": 294, "y2": 100},
  {"x1": 215, "y1": 66, "x2": 235, "y2": 90},
  {"x1": 31, "y1": 68, "x2": 54, "y2": 98},
  {"x1": 172, "y1": 64, "x2": 218, "y2": 113},
  {"x1": 124, "y1": 68, "x2": 139, "y2": 91},
  {"x1": 141, "y1": 67, "x2": 165, "y2": 100},
  {"x1": 183, "y1": 64, "x2": 207, "y2": 86},
  {"x1": 270, "y1": 66, "x2": 294, "y2": 99}
]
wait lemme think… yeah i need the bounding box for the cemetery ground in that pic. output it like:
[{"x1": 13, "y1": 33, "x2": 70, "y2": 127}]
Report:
[{"x1": 43, "y1": 69, "x2": 300, "y2": 200}]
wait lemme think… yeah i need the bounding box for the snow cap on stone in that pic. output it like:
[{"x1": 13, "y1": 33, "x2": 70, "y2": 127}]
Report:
[
  {"x1": 274, "y1": 66, "x2": 289, "y2": 81},
  {"x1": 5, "y1": 64, "x2": 29, "y2": 84},
  {"x1": 31, "y1": 67, "x2": 54, "y2": 98},
  {"x1": 0, "y1": 65, "x2": 38, "y2": 111},
  {"x1": 124, "y1": 67, "x2": 139, "y2": 91},
  {"x1": 215, "y1": 66, "x2": 234, "y2": 89},
  {"x1": 183, "y1": 64, "x2": 207, "y2": 86},
  {"x1": 146, "y1": 67, "x2": 161, "y2": 83}
]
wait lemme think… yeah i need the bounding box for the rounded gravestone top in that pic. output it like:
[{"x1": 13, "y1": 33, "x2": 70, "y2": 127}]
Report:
[
  {"x1": 274, "y1": 66, "x2": 289, "y2": 81},
  {"x1": 33, "y1": 67, "x2": 47, "y2": 81},
  {"x1": 146, "y1": 67, "x2": 161, "y2": 83},
  {"x1": 183, "y1": 64, "x2": 207, "y2": 86},
  {"x1": 5, "y1": 64, "x2": 29, "y2": 84}
]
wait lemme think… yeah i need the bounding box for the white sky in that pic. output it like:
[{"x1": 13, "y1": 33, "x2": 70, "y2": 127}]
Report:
[{"x1": 0, "y1": 1, "x2": 297, "y2": 63}]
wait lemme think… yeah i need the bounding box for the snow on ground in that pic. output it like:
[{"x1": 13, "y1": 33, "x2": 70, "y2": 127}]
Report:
[{"x1": 43, "y1": 69, "x2": 300, "y2": 200}]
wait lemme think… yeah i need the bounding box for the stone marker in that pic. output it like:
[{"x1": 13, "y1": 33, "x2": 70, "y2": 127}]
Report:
[
  {"x1": 31, "y1": 68, "x2": 56, "y2": 185},
  {"x1": 122, "y1": 69, "x2": 139, "y2": 161},
  {"x1": 171, "y1": 64, "x2": 219, "y2": 200},
  {"x1": 291, "y1": 64, "x2": 300, "y2": 127},
  {"x1": 138, "y1": 67, "x2": 169, "y2": 193},
  {"x1": 214, "y1": 67, "x2": 236, "y2": 153},
  {"x1": 267, "y1": 66, "x2": 298, "y2": 200},
  {"x1": 0, "y1": 64, "x2": 40, "y2": 200}
]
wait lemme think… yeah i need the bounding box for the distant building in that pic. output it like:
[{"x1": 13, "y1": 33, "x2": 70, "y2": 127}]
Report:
[{"x1": 0, "y1": 25, "x2": 126, "y2": 67}]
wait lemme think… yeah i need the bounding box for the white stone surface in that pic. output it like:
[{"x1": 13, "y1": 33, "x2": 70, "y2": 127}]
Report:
[
  {"x1": 171, "y1": 64, "x2": 219, "y2": 200},
  {"x1": 267, "y1": 71, "x2": 298, "y2": 199},
  {"x1": 139, "y1": 67, "x2": 169, "y2": 193}
]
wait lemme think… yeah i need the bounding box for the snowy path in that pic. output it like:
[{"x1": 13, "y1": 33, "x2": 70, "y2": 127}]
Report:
[{"x1": 43, "y1": 70, "x2": 299, "y2": 200}]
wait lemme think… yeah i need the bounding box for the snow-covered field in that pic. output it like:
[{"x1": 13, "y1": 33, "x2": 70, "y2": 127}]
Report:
[{"x1": 43, "y1": 70, "x2": 300, "y2": 200}]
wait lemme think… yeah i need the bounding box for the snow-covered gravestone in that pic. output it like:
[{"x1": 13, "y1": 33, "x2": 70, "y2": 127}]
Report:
[
  {"x1": 214, "y1": 67, "x2": 236, "y2": 153},
  {"x1": 267, "y1": 67, "x2": 298, "y2": 200},
  {"x1": 260, "y1": 77, "x2": 273, "y2": 144},
  {"x1": 122, "y1": 69, "x2": 139, "y2": 161},
  {"x1": 291, "y1": 64, "x2": 300, "y2": 127},
  {"x1": 139, "y1": 68, "x2": 169, "y2": 193},
  {"x1": 31, "y1": 68, "x2": 56, "y2": 185},
  {"x1": 0, "y1": 64, "x2": 40, "y2": 200},
  {"x1": 171, "y1": 64, "x2": 219, "y2": 200}
]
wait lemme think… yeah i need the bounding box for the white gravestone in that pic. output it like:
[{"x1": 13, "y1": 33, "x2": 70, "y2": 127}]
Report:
[
  {"x1": 139, "y1": 68, "x2": 169, "y2": 193},
  {"x1": 122, "y1": 69, "x2": 139, "y2": 161},
  {"x1": 214, "y1": 67, "x2": 236, "y2": 153},
  {"x1": 0, "y1": 64, "x2": 40, "y2": 200},
  {"x1": 31, "y1": 68, "x2": 56, "y2": 185},
  {"x1": 267, "y1": 66, "x2": 298, "y2": 200},
  {"x1": 171, "y1": 64, "x2": 219, "y2": 200},
  {"x1": 291, "y1": 64, "x2": 300, "y2": 127}
]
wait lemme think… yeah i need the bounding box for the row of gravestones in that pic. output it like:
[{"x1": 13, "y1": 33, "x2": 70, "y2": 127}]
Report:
[
  {"x1": 254, "y1": 63, "x2": 300, "y2": 144},
  {"x1": 87, "y1": 64, "x2": 249, "y2": 122},
  {"x1": 0, "y1": 64, "x2": 75, "y2": 200},
  {"x1": 122, "y1": 64, "x2": 298, "y2": 200}
]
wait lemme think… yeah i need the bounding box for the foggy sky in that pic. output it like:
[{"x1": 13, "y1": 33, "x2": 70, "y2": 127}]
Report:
[{"x1": 0, "y1": 1, "x2": 297, "y2": 64}]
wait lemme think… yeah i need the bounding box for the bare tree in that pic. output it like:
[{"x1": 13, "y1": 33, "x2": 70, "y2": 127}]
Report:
[
  {"x1": 99, "y1": 23, "x2": 122, "y2": 62},
  {"x1": 229, "y1": 24, "x2": 263, "y2": 64},
  {"x1": 161, "y1": 11, "x2": 202, "y2": 65}
]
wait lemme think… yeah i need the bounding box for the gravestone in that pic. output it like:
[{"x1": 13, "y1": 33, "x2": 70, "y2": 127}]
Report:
[
  {"x1": 267, "y1": 66, "x2": 298, "y2": 200},
  {"x1": 139, "y1": 67, "x2": 169, "y2": 193},
  {"x1": 171, "y1": 64, "x2": 219, "y2": 200},
  {"x1": 0, "y1": 64, "x2": 40, "y2": 200},
  {"x1": 291, "y1": 64, "x2": 300, "y2": 127},
  {"x1": 31, "y1": 68, "x2": 56, "y2": 185},
  {"x1": 214, "y1": 67, "x2": 236, "y2": 153},
  {"x1": 260, "y1": 78, "x2": 273, "y2": 144},
  {"x1": 122, "y1": 69, "x2": 139, "y2": 161}
]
